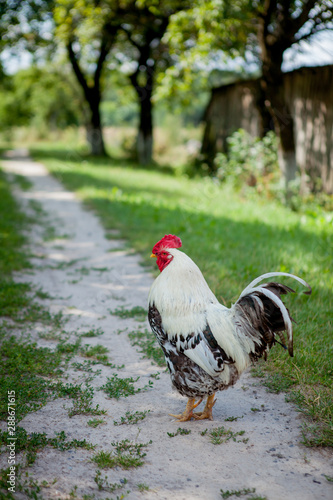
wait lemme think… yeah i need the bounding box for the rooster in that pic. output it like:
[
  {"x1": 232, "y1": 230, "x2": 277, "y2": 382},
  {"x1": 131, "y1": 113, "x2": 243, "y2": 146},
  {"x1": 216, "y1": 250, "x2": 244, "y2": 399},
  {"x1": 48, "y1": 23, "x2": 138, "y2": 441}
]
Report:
[{"x1": 148, "y1": 234, "x2": 311, "y2": 421}]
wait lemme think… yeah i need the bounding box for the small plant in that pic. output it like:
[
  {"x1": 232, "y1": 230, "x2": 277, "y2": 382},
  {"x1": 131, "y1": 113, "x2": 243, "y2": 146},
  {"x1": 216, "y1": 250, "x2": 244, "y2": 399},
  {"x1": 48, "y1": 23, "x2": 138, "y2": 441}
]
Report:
[
  {"x1": 220, "y1": 487, "x2": 258, "y2": 499},
  {"x1": 209, "y1": 426, "x2": 248, "y2": 445},
  {"x1": 137, "y1": 483, "x2": 149, "y2": 492},
  {"x1": 35, "y1": 287, "x2": 52, "y2": 300},
  {"x1": 114, "y1": 410, "x2": 150, "y2": 426},
  {"x1": 80, "y1": 327, "x2": 104, "y2": 337},
  {"x1": 56, "y1": 338, "x2": 81, "y2": 356},
  {"x1": 48, "y1": 430, "x2": 95, "y2": 451},
  {"x1": 167, "y1": 427, "x2": 191, "y2": 437},
  {"x1": 81, "y1": 343, "x2": 109, "y2": 357},
  {"x1": 88, "y1": 418, "x2": 106, "y2": 428},
  {"x1": 225, "y1": 416, "x2": 243, "y2": 422},
  {"x1": 69, "y1": 485, "x2": 78, "y2": 498},
  {"x1": 80, "y1": 344, "x2": 109, "y2": 364},
  {"x1": 75, "y1": 265, "x2": 90, "y2": 275},
  {"x1": 66, "y1": 385, "x2": 107, "y2": 417},
  {"x1": 94, "y1": 470, "x2": 129, "y2": 494},
  {"x1": 100, "y1": 373, "x2": 153, "y2": 399},
  {"x1": 92, "y1": 439, "x2": 152, "y2": 469},
  {"x1": 110, "y1": 305, "x2": 147, "y2": 320}
]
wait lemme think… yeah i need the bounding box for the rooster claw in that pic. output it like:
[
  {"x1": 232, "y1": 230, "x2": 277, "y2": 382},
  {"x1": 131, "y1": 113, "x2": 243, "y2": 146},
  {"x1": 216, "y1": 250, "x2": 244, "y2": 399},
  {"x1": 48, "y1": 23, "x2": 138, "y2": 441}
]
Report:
[
  {"x1": 169, "y1": 397, "x2": 203, "y2": 421},
  {"x1": 193, "y1": 394, "x2": 216, "y2": 420}
]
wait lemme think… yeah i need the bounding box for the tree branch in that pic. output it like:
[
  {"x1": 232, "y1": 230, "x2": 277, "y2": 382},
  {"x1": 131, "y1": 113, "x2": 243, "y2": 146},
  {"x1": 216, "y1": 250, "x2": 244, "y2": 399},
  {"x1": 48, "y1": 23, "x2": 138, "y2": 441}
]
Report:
[{"x1": 67, "y1": 39, "x2": 90, "y2": 101}]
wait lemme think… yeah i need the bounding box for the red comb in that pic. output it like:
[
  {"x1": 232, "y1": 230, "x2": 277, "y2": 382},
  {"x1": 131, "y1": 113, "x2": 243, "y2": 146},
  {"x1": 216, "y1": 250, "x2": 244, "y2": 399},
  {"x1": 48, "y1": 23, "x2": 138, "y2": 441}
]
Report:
[{"x1": 152, "y1": 234, "x2": 182, "y2": 254}]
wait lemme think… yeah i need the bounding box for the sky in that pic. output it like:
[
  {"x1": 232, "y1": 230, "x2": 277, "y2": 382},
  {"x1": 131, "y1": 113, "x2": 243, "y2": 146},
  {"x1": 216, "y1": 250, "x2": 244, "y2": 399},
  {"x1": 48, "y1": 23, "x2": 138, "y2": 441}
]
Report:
[{"x1": 282, "y1": 31, "x2": 333, "y2": 72}]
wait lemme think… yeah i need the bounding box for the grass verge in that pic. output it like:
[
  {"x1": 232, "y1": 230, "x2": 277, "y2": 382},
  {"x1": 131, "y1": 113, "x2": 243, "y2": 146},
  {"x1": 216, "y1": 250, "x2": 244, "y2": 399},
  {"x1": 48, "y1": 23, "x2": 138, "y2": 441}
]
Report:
[{"x1": 30, "y1": 144, "x2": 333, "y2": 447}]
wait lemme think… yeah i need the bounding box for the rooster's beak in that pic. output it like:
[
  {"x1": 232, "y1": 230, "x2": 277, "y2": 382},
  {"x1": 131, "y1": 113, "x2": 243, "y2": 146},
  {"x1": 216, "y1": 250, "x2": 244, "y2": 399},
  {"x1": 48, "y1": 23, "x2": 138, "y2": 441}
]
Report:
[{"x1": 150, "y1": 253, "x2": 157, "y2": 258}]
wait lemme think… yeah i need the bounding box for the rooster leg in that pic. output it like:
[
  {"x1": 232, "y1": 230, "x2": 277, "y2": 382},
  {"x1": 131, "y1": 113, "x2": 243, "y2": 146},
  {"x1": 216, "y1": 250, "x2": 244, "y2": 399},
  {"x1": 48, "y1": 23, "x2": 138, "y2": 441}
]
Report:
[
  {"x1": 193, "y1": 393, "x2": 216, "y2": 420},
  {"x1": 169, "y1": 397, "x2": 203, "y2": 421}
]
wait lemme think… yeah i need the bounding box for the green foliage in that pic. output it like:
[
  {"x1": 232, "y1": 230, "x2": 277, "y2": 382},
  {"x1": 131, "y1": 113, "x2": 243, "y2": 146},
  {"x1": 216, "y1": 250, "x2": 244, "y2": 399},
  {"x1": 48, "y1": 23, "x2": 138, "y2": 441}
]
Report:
[
  {"x1": 0, "y1": 65, "x2": 82, "y2": 134},
  {"x1": 0, "y1": 337, "x2": 64, "y2": 421},
  {"x1": 167, "y1": 427, "x2": 191, "y2": 437},
  {"x1": 88, "y1": 418, "x2": 105, "y2": 428},
  {"x1": 65, "y1": 385, "x2": 107, "y2": 418},
  {"x1": 80, "y1": 327, "x2": 104, "y2": 337},
  {"x1": 110, "y1": 305, "x2": 147, "y2": 320},
  {"x1": 0, "y1": 169, "x2": 33, "y2": 315},
  {"x1": 209, "y1": 426, "x2": 248, "y2": 445},
  {"x1": 81, "y1": 343, "x2": 109, "y2": 365},
  {"x1": 0, "y1": 427, "x2": 94, "y2": 466},
  {"x1": 100, "y1": 373, "x2": 153, "y2": 399},
  {"x1": 214, "y1": 129, "x2": 279, "y2": 188},
  {"x1": 114, "y1": 410, "x2": 150, "y2": 426},
  {"x1": 158, "y1": 0, "x2": 257, "y2": 104},
  {"x1": 92, "y1": 439, "x2": 151, "y2": 469},
  {"x1": 94, "y1": 470, "x2": 128, "y2": 494},
  {"x1": 220, "y1": 488, "x2": 264, "y2": 499}
]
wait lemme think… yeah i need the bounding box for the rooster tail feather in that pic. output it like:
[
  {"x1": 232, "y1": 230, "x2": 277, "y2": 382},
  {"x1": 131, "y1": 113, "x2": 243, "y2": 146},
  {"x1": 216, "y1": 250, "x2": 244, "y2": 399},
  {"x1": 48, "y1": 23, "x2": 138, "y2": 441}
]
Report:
[
  {"x1": 235, "y1": 273, "x2": 311, "y2": 358},
  {"x1": 240, "y1": 272, "x2": 312, "y2": 298},
  {"x1": 238, "y1": 286, "x2": 294, "y2": 356}
]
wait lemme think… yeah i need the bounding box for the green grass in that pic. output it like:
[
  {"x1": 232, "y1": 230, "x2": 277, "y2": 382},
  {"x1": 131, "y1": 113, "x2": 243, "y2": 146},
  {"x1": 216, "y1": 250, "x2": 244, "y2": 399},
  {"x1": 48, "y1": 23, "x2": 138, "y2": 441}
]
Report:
[
  {"x1": 92, "y1": 439, "x2": 151, "y2": 469},
  {"x1": 0, "y1": 427, "x2": 95, "y2": 466},
  {"x1": 100, "y1": 373, "x2": 153, "y2": 399},
  {"x1": 209, "y1": 426, "x2": 248, "y2": 445},
  {"x1": 0, "y1": 337, "x2": 65, "y2": 421},
  {"x1": 30, "y1": 145, "x2": 333, "y2": 446},
  {"x1": 113, "y1": 410, "x2": 150, "y2": 426},
  {"x1": 88, "y1": 418, "x2": 106, "y2": 428},
  {"x1": 220, "y1": 488, "x2": 266, "y2": 499},
  {"x1": 94, "y1": 470, "x2": 129, "y2": 493},
  {"x1": 65, "y1": 385, "x2": 107, "y2": 418},
  {"x1": 80, "y1": 327, "x2": 104, "y2": 337},
  {"x1": 110, "y1": 305, "x2": 147, "y2": 320},
  {"x1": 0, "y1": 168, "x2": 34, "y2": 318},
  {"x1": 167, "y1": 427, "x2": 192, "y2": 437}
]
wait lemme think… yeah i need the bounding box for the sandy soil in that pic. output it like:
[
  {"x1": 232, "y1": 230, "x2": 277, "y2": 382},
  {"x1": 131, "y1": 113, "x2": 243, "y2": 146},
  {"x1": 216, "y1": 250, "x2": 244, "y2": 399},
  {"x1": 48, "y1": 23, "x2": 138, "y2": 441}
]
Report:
[{"x1": 1, "y1": 150, "x2": 332, "y2": 500}]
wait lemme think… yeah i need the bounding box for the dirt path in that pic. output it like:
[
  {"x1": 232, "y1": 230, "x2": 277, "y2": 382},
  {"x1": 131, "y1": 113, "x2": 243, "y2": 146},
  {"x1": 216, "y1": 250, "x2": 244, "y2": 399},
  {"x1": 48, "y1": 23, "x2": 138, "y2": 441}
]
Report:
[{"x1": 1, "y1": 150, "x2": 332, "y2": 500}]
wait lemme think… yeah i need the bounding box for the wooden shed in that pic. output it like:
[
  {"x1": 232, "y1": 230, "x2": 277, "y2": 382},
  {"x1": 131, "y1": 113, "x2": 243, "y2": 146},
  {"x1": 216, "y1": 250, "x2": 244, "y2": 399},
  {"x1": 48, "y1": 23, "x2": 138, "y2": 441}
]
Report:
[{"x1": 201, "y1": 65, "x2": 333, "y2": 194}]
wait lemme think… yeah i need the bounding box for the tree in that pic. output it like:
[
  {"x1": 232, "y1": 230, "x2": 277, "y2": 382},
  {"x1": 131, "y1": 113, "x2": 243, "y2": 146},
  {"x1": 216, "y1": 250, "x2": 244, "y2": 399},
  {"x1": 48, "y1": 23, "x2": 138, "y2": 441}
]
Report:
[
  {"x1": 0, "y1": 64, "x2": 83, "y2": 134},
  {"x1": 54, "y1": 1, "x2": 122, "y2": 156},
  {"x1": 113, "y1": 1, "x2": 192, "y2": 165},
  {"x1": 0, "y1": 0, "x2": 55, "y2": 76},
  {"x1": 162, "y1": 0, "x2": 333, "y2": 190},
  {"x1": 256, "y1": 0, "x2": 333, "y2": 188}
]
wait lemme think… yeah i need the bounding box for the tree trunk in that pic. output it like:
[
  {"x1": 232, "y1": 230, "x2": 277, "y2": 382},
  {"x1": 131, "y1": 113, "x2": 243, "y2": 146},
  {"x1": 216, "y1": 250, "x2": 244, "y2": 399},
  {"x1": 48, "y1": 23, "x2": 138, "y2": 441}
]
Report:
[
  {"x1": 86, "y1": 91, "x2": 106, "y2": 156},
  {"x1": 67, "y1": 41, "x2": 107, "y2": 157},
  {"x1": 137, "y1": 87, "x2": 153, "y2": 165},
  {"x1": 260, "y1": 46, "x2": 297, "y2": 189}
]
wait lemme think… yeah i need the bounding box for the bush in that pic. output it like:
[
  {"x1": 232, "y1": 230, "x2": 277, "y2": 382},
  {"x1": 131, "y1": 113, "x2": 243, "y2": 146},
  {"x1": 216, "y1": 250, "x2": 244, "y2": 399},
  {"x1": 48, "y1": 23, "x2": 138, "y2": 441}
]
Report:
[{"x1": 214, "y1": 129, "x2": 279, "y2": 189}]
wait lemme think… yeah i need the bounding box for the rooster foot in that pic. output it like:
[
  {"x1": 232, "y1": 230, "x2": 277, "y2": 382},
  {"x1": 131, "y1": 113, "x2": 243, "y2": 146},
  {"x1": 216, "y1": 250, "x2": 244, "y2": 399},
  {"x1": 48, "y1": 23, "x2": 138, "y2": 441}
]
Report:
[
  {"x1": 193, "y1": 394, "x2": 216, "y2": 421},
  {"x1": 169, "y1": 397, "x2": 203, "y2": 422}
]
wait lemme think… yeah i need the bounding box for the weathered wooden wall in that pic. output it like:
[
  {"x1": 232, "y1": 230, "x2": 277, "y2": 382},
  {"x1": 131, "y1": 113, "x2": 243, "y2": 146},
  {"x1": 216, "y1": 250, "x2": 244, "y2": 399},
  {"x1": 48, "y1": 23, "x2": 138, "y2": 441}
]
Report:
[{"x1": 202, "y1": 65, "x2": 333, "y2": 194}]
